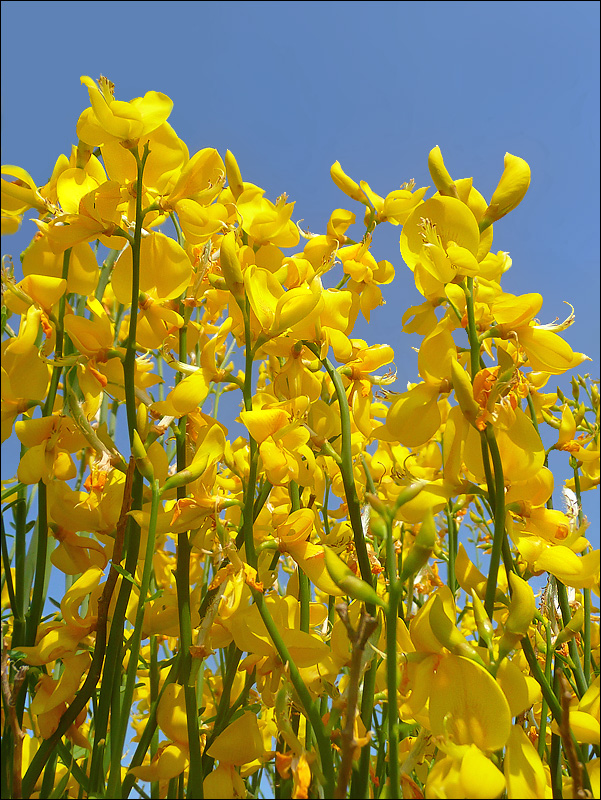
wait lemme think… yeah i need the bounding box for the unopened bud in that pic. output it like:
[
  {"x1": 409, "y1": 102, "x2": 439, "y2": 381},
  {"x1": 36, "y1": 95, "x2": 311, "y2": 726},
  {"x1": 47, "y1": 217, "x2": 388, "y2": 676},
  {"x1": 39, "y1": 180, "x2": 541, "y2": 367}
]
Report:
[
  {"x1": 480, "y1": 153, "x2": 531, "y2": 230},
  {"x1": 207, "y1": 273, "x2": 227, "y2": 290},
  {"x1": 505, "y1": 572, "x2": 536, "y2": 636},
  {"x1": 400, "y1": 510, "x2": 436, "y2": 582},
  {"x1": 219, "y1": 231, "x2": 245, "y2": 303},
  {"x1": 428, "y1": 146, "x2": 459, "y2": 198},
  {"x1": 162, "y1": 448, "x2": 214, "y2": 494},
  {"x1": 225, "y1": 150, "x2": 244, "y2": 200},
  {"x1": 430, "y1": 595, "x2": 483, "y2": 663},
  {"x1": 330, "y1": 161, "x2": 365, "y2": 203},
  {"x1": 571, "y1": 377, "x2": 580, "y2": 401},
  {"x1": 498, "y1": 571, "x2": 536, "y2": 659},
  {"x1": 554, "y1": 606, "x2": 584, "y2": 649},
  {"x1": 392, "y1": 481, "x2": 428, "y2": 515},
  {"x1": 574, "y1": 402, "x2": 586, "y2": 427},
  {"x1": 471, "y1": 592, "x2": 494, "y2": 648},
  {"x1": 451, "y1": 360, "x2": 480, "y2": 427},
  {"x1": 136, "y1": 403, "x2": 149, "y2": 441},
  {"x1": 323, "y1": 546, "x2": 387, "y2": 610},
  {"x1": 132, "y1": 430, "x2": 154, "y2": 482},
  {"x1": 364, "y1": 492, "x2": 388, "y2": 516}
]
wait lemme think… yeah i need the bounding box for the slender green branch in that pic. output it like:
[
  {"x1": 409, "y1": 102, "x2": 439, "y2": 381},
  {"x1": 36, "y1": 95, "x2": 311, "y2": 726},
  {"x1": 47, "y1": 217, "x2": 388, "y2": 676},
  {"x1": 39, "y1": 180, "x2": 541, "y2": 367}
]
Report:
[
  {"x1": 305, "y1": 343, "x2": 375, "y2": 613},
  {"x1": 251, "y1": 587, "x2": 336, "y2": 797},
  {"x1": 107, "y1": 479, "x2": 161, "y2": 796},
  {"x1": 384, "y1": 513, "x2": 401, "y2": 798},
  {"x1": 483, "y1": 426, "x2": 507, "y2": 618}
]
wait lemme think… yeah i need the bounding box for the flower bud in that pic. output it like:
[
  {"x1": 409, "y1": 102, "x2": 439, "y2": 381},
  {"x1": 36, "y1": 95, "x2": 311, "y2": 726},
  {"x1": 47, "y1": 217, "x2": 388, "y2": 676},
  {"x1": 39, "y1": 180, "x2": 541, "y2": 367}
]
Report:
[
  {"x1": 136, "y1": 402, "x2": 150, "y2": 441},
  {"x1": 400, "y1": 509, "x2": 436, "y2": 582},
  {"x1": 451, "y1": 360, "x2": 480, "y2": 427},
  {"x1": 330, "y1": 161, "x2": 365, "y2": 203},
  {"x1": 364, "y1": 492, "x2": 388, "y2": 516},
  {"x1": 219, "y1": 231, "x2": 245, "y2": 302},
  {"x1": 554, "y1": 606, "x2": 584, "y2": 649},
  {"x1": 480, "y1": 153, "x2": 531, "y2": 230},
  {"x1": 162, "y1": 424, "x2": 223, "y2": 494},
  {"x1": 132, "y1": 430, "x2": 154, "y2": 482},
  {"x1": 429, "y1": 595, "x2": 483, "y2": 663},
  {"x1": 505, "y1": 572, "x2": 536, "y2": 636},
  {"x1": 392, "y1": 481, "x2": 428, "y2": 515},
  {"x1": 428, "y1": 146, "x2": 459, "y2": 198},
  {"x1": 498, "y1": 571, "x2": 536, "y2": 659},
  {"x1": 571, "y1": 377, "x2": 580, "y2": 401},
  {"x1": 225, "y1": 150, "x2": 244, "y2": 200},
  {"x1": 471, "y1": 592, "x2": 494, "y2": 648},
  {"x1": 323, "y1": 546, "x2": 386, "y2": 610},
  {"x1": 207, "y1": 273, "x2": 227, "y2": 290}
]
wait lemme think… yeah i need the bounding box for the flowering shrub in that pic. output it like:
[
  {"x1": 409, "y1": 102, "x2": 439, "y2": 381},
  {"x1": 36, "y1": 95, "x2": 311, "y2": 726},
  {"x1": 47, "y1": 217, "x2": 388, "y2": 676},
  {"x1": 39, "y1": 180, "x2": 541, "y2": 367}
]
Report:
[{"x1": 1, "y1": 76, "x2": 599, "y2": 799}]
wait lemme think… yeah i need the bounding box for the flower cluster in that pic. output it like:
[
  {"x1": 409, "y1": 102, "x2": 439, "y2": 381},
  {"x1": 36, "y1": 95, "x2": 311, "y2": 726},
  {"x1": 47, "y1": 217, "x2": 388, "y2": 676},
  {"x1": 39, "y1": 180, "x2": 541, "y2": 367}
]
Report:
[{"x1": 1, "y1": 78, "x2": 599, "y2": 800}]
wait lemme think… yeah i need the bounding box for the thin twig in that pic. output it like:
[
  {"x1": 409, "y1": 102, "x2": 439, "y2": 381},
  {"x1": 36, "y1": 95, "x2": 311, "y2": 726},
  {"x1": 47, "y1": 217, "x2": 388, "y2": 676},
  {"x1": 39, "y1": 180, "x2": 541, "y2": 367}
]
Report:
[
  {"x1": 558, "y1": 670, "x2": 587, "y2": 799},
  {"x1": 2, "y1": 634, "x2": 28, "y2": 799},
  {"x1": 334, "y1": 604, "x2": 378, "y2": 800},
  {"x1": 21, "y1": 457, "x2": 135, "y2": 798}
]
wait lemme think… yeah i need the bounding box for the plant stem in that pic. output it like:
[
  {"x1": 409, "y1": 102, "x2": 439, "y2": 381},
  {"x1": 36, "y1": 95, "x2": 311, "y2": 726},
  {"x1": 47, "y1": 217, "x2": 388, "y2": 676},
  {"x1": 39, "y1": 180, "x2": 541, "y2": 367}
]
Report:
[
  {"x1": 483, "y1": 426, "x2": 506, "y2": 619},
  {"x1": 306, "y1": 344, "x2": 374, "y2": 612},
  {"x1": 251, "y1": 588, "x2": 336, "y2": 796},
  {"x1": 385, "y1": 512, "x2": 401, "y2": 798}
]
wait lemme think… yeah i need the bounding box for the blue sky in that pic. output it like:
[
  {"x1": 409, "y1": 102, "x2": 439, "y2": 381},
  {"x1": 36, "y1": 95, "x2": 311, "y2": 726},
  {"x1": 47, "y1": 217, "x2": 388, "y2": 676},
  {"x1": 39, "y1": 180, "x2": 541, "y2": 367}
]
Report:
[
  {"x1": 2, "y1": 2, "x2": 599, "y2": 537},
  {"x1": 0, "y1": 5, "x2": 599, "y2": 792}
]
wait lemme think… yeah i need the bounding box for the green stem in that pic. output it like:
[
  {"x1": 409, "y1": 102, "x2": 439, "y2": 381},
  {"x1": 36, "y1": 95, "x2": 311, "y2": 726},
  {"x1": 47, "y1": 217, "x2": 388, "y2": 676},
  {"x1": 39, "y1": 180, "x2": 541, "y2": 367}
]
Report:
[
  {"x1": 556, "y1": 581, "x2": 587, "y2": 698},
  {"x1": 237, "y1": 302, "x2": 259, "y2": 567},
  {"x1": 107, "y1": 479, "x2": 161, "y2": 796},
  {"x1": 463, "y1": 279, "x2": 508, "y2": 618},
  {"x1": 150, "y1": 635, "x2": 160, "y2": 800},
  {"x1": 251, "y1": 588, "x2": 335, "y2": 796},
  {"x1": 549, "y1": 667, "x2": 563, "y2": 799},
  {"x1": 121, "y1": 660, "x2": 180, "y2": 799},
  {"x1": 306, "y1": 344, "x2": 374, "y2": 611},
  {"x1": 445, "y1": 502, "x2": 457, "y2": 594},
  {"x1": 95, "y1": 248, "x2": 120, "y2": 301},
  {"x1": 483, "y1": 426, "x2": 506, "y2": 619},
  {"x1": 44, "y1": 248, "x2": 71, "y2": 417},
  {"x1": 385, "y1": 513, "x2": 400, "y2": 798},
  {"x1": 89, "y1": 145, "x2": 149, "y2": 795},
  {"x1": 521, "y1": 636, "x2": 562, "y2": 722},
  {"x1": 571, "y1": 464, "x2": 591, "y2": 685},
  {"x1": 201, "y1": 645, "x2": 243, "y2": 775},
  {"x1": 464, "y1": 278, "x2": 481, "y2": 379},
  {"x1": 24, "y1": 249, "x2": 73, "y2": 656},
  {"x1": 350, "y1": 655, "x2": 377, "y2": 800},
  {"x1": 538, "y1": 623, "x2": 553, "y2": 760},
  {"x1": 123, "y1": 144, "x2": 149, "y2": 445},
  {"x1": 24, "y1": 482, "x2": 49, "y2": 648},
  {"x1": 290, "y1": 482, "x2": 311, "y2": 634}
]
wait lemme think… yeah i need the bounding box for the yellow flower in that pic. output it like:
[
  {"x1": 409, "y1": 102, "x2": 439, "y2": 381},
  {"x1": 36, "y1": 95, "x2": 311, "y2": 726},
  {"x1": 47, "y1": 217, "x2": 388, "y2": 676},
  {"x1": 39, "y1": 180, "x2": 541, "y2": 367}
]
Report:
[
  {"x1": 400, "y1": 195, "x2": 483, "y2": 286},
  {"x1": 504, "y1": 724, "x2": 547, "y2": 799},
  {"x1": 37, "y1": 180, "x2": 125, "y2": 252},
  {"x1": 77, "y1": 75, "x2": 173, "y2": 146},
  {"x1": 236, "y1": 185, "x2": 299, "y2": 247},
  {"x1": 112, "y1": 230, "x2": 192, "y2": 303},
  {"x1": 1, "y1": 165, "x2": 48, "y2": 233},
  {"x1": 481, "y1": 152, "x2": 531, "y2": 228},
  {"x1": 15, "y1": 415, "x2": 87, "y2": 485},
  {"x1": 491, "y1": 291, "x2": 590, "y2": 375},
  {"x1": 426, "y1": 742, "x2": 506, "y2": 799},
  {"x1": 240, "y1": 408, "x2": 316, "y2": 487},
  {"x1": 22, "y1": 236, "x2": 100, "y2": 296}
]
